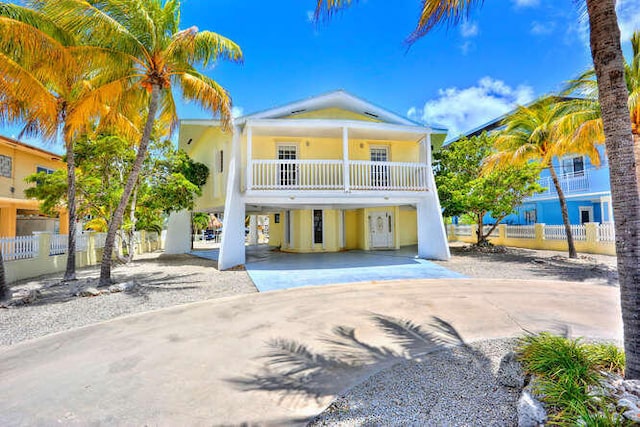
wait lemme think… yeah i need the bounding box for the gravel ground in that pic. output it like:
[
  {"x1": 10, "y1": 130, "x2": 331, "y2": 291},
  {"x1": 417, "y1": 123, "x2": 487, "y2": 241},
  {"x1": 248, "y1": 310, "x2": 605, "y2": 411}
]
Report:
[
  {"x1": 0, "y1": 251, "x2": 257, "y2": 347},
  {"x1": 433, "y1": 242, "x2": 618, "y2": 286},
  {"x1": 310, "y1": 338, "x2": 520, "y2": 426}
]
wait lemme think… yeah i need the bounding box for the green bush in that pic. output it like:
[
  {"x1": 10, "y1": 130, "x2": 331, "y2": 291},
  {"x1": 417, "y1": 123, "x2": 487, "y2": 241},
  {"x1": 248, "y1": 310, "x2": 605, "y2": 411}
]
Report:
[{"x1": 517, "y1": 333, "x2": 629, "y2": 426}]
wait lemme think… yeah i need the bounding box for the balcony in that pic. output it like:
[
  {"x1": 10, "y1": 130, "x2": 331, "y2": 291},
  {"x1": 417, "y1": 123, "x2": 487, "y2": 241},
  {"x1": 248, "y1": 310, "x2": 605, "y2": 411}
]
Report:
[
  {"x1": 531, "y1": 167, "x2": 609, "y2": 199},
  {"x1": 248, "y1": 160, "x2": 429, "y2": 192}
]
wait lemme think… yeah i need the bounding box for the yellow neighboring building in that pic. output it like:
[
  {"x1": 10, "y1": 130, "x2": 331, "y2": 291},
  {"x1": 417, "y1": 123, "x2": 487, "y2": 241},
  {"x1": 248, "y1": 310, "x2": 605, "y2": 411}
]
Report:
[
  {"x1": 0, "y1": 135, "x2": 67, "y2": 237},
  {"x1": 166, "y1": 91, "x2": 450, "y2": 269}
]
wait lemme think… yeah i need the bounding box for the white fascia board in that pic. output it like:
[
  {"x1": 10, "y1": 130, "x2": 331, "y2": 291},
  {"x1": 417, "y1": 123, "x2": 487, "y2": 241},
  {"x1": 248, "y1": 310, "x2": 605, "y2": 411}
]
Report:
[
  {"x1": 244, "y1": 118, "x2": 434, "y2": 135},
  {"x1": 180, "y1": 119, "x2": 222, "y2": 127},
  {"x1": 244, "y1": 191, "x2": 429, "y2": 206}
]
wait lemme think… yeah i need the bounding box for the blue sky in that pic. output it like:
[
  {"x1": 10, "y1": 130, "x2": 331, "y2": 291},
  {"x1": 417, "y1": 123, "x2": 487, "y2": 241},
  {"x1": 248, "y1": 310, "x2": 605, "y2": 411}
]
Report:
[{"x1": 3, "y1": 0, "x2": 640, "y2": 154}]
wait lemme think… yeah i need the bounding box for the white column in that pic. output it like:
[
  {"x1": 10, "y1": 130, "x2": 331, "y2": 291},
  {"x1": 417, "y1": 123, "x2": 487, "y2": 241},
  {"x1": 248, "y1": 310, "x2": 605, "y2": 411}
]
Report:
[
  {"x1": 165, "y1": 210, "x2": 192, "y2": 254},
  {"x1": 248, "y1": 215, "x2": 258, "y2": 245},
  {"x1": 425, "y1": 131, "x2": 432, "y2": 169},
  {"x1": 417, "y1": 163, "x2": 450, "y2": 260},
  {"x1": 219, "y1": 126, "x2": 247, "y2": 270},
  {"x1": 246, "y1": 126, "x2": 253, "y2": 191},
  {"x1": 342, "y1": 127, "x2": 350, "y2": 192}
]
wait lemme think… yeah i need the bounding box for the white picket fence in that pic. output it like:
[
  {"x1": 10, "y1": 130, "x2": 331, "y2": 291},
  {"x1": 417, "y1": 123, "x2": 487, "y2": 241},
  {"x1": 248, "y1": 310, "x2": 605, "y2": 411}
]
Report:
[
  {"x1": 597, "y1": 223, "x2": 615, "y2": 242},
  {"x1": 0, "y1": 235, "x2": 39, "y2": 261},
  {"x1": 455, "y1": 225, "x2": 473, "y2": 236},
  {"x1": 506, "y1": 225, "x2": 535, "y2": 239},
  {"x1": 49, "y1": 234, "x2": 68, "y2": 255},
  {"x1": 544, "y1": 225, "x2": 586, "y2": 241}
]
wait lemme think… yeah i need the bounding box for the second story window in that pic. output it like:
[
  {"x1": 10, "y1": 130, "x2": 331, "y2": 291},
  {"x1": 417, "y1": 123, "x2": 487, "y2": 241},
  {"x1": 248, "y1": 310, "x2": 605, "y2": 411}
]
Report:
[
  {"x1": 36, "y1": 166, "x2": 55, "y2": 174},
  {"x1": 278, "y1": 144, "x2": 298, "y2": 186},
  {"x1": 562, "y1": 156, "x2": 584, "y2": 176},
  {"x1": 0, "y1": 154, "x2": 12, "y2": 178}
]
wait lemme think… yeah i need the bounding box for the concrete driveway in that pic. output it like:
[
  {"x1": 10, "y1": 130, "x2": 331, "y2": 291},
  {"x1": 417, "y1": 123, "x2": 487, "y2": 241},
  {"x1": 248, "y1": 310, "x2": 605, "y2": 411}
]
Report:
[
  {"x1": 0, "y1": 278, "x2": 621, "y2": 426},
  {"x1": 193, "y1": 245, "x2": 463, "y2": 291}
]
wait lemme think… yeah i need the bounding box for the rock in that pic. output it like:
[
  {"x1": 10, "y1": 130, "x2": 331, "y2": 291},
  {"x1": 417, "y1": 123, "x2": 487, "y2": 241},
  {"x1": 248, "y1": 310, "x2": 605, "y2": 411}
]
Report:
[
  {"x1": 108, "y1": 281, "x2": 137, "y2": 293},
  {"x1": 11, "y1": 289, "x2": 41, "y2": 305},
  {"x1": 497, "y1": 351, "x2": 525, "y2": 389},
  {"x1": 79, "y1": 287, "x2": 101, "y2": 297},
  {"x1": 623, "y1": 409, "x2": 640, "y2": 423},
  {"x1": 618, "y1": 397, "x2": 639, "y2": 411},
  {"x1": 622, "y1": 380, "x2": 640, "y2": 396},
  {"x1": 517, "y1": 390, "x2": 547, "y2": 427}
]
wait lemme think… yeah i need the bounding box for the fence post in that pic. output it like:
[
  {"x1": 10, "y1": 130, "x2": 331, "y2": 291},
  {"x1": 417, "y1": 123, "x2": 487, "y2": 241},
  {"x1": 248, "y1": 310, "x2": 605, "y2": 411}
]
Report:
[
  {"x1": 534, "y1": 223, "x2": 545, "y2": 249},
  {"x1": 585, "y1": 222, "x2": 598, "y2": 252},
  {"x1": 86, "y1": 232, "x2": 96, "y2": 265},
  {"x1": 33, "y1": 231, "x2": 51, "y2": 260},
  {"x1": 447, "y1": 224, "x2": 456, "y2": 242},
  {"x1": 497, "y1": 224, "x2": 506, "y2": 245}
]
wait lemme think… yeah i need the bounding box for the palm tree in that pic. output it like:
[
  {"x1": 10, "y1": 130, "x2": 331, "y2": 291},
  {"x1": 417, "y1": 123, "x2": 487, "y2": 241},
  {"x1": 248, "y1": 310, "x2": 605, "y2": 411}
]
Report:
[
  {"x1": 487, "y1": 98, "x2": 603, "y2": 258},
  {"x1": 33, "y1": 0, "x2": 243, "y2": 286},
  {"x1": 0, "y1": 248, "x2": 7, "y2": 301},
  {"x1": 315, "y1": 0, "x2": 640, "y2": 379},
  {"x1": 0, "y1": 3, "x2": 129, "y2": 282}
]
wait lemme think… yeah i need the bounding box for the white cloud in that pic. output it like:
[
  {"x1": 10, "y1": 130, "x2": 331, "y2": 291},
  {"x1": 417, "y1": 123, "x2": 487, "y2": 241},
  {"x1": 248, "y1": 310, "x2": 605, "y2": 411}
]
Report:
[
  {"x1": 513, "y1": 0, "x2": 540, "y2": 8},
  {"x1": 306, "y1": 10, "x2": 315, "y2": 23},
  {"x1": 460, "y1": 40, "x2": 474, "y2": 55},
  {"x1": 617, "y1": 0, "x2": 640, "y2": 41},
  {"x1": 231, "y1": 106, "x2": 244, "y2": 118},
  {"x1": 460, "y1": 21, "x2": 479, "y2": 38},
  {"x1": 407, "y1": 77, "x2": 535, "y2": 138},
  {"x1": 531, "y1": 21, "x2": 555, "y2": 36}
]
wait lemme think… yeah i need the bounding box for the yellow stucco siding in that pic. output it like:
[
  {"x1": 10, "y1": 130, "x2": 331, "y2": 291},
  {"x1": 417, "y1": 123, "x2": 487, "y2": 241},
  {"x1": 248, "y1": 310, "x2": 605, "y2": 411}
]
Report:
[
  {"x1": 282, "y1": 108, "x2": 381, "y2": 122},
  {"x1": 0, "y1": 141, "x2": 63, "y2": 200},
  {"x1": 250, "y1": 136, "x2": 420, "y2": 162},
  {"x1": 181, "y1": 125, "x2": 232, "y2": 211},
  {"x1": 344, "y1": 209, "x2": 359, "y2": 249},
  {"x1": 399, "y1": 209, "x2": 418, "y2": 246}
]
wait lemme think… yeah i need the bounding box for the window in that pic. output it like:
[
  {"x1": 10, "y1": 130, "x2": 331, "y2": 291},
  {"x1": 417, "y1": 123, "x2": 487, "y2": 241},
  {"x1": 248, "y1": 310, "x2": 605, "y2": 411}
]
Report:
[
  {"x1": 313, "y1": 210, "x2": 323, "y2": 244},
  {"x1": 524, "y1": 209, "x2": 537, "y2": 224},
  {"x1": 561, "y1": 156, "x2": 584, "y2": 175},
  {"x1": 217, "y1": 150, "x2": 224, "y2": 173},
  {"x1": 0, "y1": 154, "x2": 12, "y2": 178},
  {"x1": 36, "y1": 166, "x2": 55, "y2": 174}
]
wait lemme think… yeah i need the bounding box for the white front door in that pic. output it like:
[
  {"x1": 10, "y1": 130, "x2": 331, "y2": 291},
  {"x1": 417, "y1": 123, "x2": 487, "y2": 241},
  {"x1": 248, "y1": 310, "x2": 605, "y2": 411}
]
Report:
[{"x1": 370, "y1": 211, "x2": 393, "y2": 249}]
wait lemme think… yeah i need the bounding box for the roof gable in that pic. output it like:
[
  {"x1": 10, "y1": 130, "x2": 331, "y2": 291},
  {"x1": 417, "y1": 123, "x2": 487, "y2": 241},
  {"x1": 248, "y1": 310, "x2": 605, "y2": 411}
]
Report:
[{"x1": 241, "y1": 90, "x2": 419, "y2": 127}]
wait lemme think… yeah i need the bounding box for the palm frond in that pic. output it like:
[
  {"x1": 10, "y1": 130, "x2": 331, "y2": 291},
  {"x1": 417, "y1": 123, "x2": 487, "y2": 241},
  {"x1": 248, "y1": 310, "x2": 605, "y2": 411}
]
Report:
[
  {"x1": 166, "y1": 29, "x2": 243, "y2": 69},
  {"x1": 175, "y1": 69, "x2": 232, "y2": 128},
  {"x1": 408, "y1": 0, "x2": 484, "y2": 44}
]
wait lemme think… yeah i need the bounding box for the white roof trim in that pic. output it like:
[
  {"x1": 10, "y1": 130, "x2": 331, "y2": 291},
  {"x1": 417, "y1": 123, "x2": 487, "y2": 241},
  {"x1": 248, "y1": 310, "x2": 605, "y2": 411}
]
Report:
[{"x1": 180, "y1": 119, "x2": 222, "y2": 126}]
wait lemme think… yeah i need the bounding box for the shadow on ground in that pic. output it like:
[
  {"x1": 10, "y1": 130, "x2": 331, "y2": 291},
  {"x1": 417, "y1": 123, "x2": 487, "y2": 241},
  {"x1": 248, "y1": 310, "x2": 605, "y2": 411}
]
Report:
[{"x1": 228, "y1": 313, "x2": 520, "y2": 424}]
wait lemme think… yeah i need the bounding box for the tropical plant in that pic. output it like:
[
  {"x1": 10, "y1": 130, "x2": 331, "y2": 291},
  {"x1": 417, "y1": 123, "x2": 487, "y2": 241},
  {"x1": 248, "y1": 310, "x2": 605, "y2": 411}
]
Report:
[
  {"x1": 31, "y1": 0, "x2": 242, "y2": 285},
  {"x1": 192, "y1": 213, "x2": 210, "y2": 234},
  {"x1": 517, "y1": 333, "x2": 628, "y2": 425},
  {"x1": 0, "y1": 3, "x2": 130, "y2": 281},
  {"x1": 315, "y1": 0, "x2": 640, "y2": 379},
  {"x1": 434, "y1": 132, "x2": 543, "y2": 245},
  {"x1": 487, "y1": 98, "x2": 603, "y2": 258}
]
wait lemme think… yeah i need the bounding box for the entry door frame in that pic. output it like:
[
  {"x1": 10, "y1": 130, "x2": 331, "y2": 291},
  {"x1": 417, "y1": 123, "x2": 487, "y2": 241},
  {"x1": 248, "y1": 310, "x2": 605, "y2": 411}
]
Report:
[{"x1": 579, "y1": 206, "x2": 594, "y2": 224}]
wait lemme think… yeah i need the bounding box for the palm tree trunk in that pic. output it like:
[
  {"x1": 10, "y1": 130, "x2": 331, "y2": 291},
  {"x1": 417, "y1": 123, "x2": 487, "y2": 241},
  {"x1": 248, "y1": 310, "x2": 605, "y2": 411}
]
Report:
[
  {"x1": 587, "y1": 0, "x2": 640, "y2": 379},
  {"x1": 548, "y1": 164, "x2": 577, "y2": 258},
  {"x1": 64, "y1": 138, "x2": 77, "y2": 281},
  {"x1": 99, "y1": 84, "x2": 161, "y2": 286},
  {"x1": 0, "y1": 248, "x2": 8, "y2": 301}
]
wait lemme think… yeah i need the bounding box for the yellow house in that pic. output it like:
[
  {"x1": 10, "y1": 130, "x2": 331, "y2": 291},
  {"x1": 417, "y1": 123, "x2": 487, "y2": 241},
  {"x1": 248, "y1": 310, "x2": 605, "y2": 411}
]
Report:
[
  {"x1": 166, "y1": 91, "x2": 450, "y2": 269},
  {"x1": 0, "y1": 135, "x2": 67, "y2": 237}
]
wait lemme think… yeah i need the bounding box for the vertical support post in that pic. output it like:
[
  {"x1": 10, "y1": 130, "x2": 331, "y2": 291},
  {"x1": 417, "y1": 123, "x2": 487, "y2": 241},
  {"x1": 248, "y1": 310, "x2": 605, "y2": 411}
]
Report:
[
  {"x1": 249, "y1": 215, "x2": 258, "y2": 245},
  {"x1": 246, "y1": 126, "x2": 253, "y2": 191},
  {"x1": 342, "y1": 127, "x2": 350, "y2": 192}
]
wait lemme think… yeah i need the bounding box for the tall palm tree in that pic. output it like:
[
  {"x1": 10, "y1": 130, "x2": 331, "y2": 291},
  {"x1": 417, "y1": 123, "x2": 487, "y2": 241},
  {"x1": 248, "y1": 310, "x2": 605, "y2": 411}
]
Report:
[
  {"x1": 33, "y1": 0, "x2": 243, "y2": 286},
  {"x1": 0, "y1": 248, "x2": 7, "y2": 301},
  {"x1": 487, "y1": 98, "x2": 603, "y2": 258},
  {"x1": 0, "y1": 3, "x2": 129, "y2": 281},
  {"x1": 315, "y1": 0, "x2": 640, "y2": 379}
]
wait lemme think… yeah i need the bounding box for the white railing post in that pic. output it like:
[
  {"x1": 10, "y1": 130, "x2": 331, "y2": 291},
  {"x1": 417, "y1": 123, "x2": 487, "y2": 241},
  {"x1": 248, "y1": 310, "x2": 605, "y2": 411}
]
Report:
[
  {"x1": 342, "y1": 127, "x2": 350, "y2": 192},
  {"x1": 246, "y1": 126, "x2": 253, "y2": 191}
]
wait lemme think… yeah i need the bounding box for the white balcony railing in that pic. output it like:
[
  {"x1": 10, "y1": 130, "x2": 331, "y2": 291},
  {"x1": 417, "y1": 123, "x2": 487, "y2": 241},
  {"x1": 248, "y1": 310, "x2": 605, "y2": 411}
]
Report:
[
  {"x1": 532, "y1": 170, "x2": 591, "y2": 198},
  {"x1": 249, "y1": 160, "x2": 429, "y2": 192}
]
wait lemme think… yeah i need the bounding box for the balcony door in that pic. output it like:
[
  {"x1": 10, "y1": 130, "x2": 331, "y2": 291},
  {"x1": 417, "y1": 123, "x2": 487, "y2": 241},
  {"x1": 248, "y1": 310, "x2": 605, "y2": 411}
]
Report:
[
  {"x1": 277, "y1": 144, "x2": 298, "y2": 187},
  {"x1": 370, "y1": 147, "x2": 389, "y2": 188}
]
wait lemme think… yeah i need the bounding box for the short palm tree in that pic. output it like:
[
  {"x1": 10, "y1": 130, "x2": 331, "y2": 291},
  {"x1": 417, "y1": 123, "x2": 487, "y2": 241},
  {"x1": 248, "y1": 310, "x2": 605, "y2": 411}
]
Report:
[
  {"x1": 487, "y1": 99, "x2": 603, "y2": 258},
  {"x1": 33, "y1": 0, "x2": 243, "y2": 286},
  {"x1": 0, "y1": 3, "x2": 131, "y2": 281}
]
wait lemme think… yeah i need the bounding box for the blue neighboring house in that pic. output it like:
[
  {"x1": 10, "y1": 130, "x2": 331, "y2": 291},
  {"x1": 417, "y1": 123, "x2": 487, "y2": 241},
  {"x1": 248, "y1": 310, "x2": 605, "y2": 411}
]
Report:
[{"x1": 446, "y1": 100, "x2": 613, "y2": 226}]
